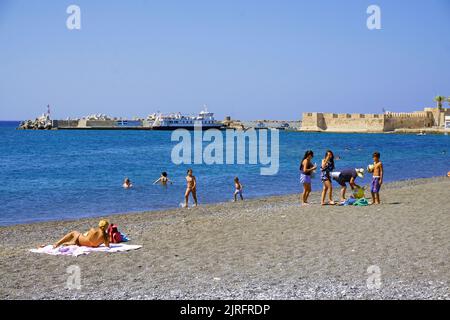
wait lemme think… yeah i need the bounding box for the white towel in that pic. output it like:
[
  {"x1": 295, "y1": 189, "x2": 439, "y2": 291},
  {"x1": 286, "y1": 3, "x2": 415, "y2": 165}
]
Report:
[{"x1": 30, "y1": 243, "x2": 142, "y2": 257}]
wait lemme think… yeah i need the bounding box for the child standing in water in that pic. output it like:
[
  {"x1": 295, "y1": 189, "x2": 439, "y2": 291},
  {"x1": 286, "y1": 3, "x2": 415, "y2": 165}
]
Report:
[
  {"x1": 233, "y1": 177, "x2": 244, "y2": 201},
  {"x1": 300, "y1": 150, "x2": 317, "y2": 206},
  {"x1": 184, "y1": 169, "x2": 198, "y2": 208},
  {"x1": 153, "y1": 172, "x2": 173, "y2": 185},
  {"x1": 370, "y1": 152, "x2": 383, "y2": 205},
  {"x1": 320, "y1": 150, "x2": 336, "y2": 205}
]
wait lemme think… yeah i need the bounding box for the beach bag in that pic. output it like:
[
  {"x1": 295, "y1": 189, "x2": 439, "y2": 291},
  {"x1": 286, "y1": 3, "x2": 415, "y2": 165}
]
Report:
[
  {"x1": 353, "y1": 187, "x2": 365, "y2": 199},
  {"x1": 107, "y1": 224, "x2": 123, "y2": 243}
]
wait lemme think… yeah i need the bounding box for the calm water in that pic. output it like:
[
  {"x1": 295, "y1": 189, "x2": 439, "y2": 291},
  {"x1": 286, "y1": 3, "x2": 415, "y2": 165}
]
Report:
[{"x1": 1, "y1": 121, "x2": 449, "y2": 226}]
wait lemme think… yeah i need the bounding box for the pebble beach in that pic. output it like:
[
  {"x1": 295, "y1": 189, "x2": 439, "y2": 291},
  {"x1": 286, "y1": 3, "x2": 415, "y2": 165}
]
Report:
[{"x1": 0, "y1": 177, "x2": 449, "y2": 300}]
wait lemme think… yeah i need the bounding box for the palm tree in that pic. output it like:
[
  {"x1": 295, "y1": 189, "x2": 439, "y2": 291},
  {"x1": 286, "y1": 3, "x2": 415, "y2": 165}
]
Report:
[
  {"x1": 447, "y1": 96, "x2": 450, "y2": 107},
  {"x1": 434, "y1": 96, "x2": 446, "y2": 109}
]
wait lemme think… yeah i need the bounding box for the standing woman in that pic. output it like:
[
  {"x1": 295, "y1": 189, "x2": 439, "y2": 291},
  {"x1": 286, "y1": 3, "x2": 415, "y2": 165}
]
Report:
[
  {"x1": 300, "y1": 150, "x2": 317, "y2": 205},
  {"x1": 321, "y1": 150, "x2": 336, "y2": 205}
]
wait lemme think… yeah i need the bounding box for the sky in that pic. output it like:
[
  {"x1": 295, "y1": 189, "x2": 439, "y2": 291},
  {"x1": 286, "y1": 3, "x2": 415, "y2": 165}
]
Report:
[{"x1": 0, "y1": 0, "x2": 449, "y2": 121}]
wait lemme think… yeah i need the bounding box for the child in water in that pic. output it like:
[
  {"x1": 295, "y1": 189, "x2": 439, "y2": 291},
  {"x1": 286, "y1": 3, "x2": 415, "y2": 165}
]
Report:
[
  {"x1": 123, "y1": 178, "x2": 133, "y2": 189},
  {"x1": 184, "y1": 169, "x2": 198, "y2": 208},
  {"x1": 233, "y1": 177, "x2": 244, "y2": 202},
  {"x1": 369, "y1": 152, "x2": 383, "y2": 205},
  {"x1": 153, "y1": 172, "x2": 173, "y2": 185}
]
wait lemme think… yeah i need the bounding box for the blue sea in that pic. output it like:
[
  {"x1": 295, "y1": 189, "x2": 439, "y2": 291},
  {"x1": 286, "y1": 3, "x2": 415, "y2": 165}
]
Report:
[{"x1": 1, "y1": 121, "x2": 449, "y2": 226}]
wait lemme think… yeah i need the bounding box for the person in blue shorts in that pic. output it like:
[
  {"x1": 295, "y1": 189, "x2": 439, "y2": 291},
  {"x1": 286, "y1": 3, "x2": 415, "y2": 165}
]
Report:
[{"x1": 369, "y1": 152, "x2": 384, "y2": 205}]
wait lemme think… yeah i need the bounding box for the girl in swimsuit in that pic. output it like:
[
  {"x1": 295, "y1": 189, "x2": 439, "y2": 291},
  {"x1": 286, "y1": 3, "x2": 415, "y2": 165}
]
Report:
[
  {"x1": 300, "y1": 150, "x2": 317, "y2": 205},
  {"x1": 53, "y1": 220, "x2": 110, "y2": 248},
  {"x1": 320, "y1": 150, "x2": 336, "y2": 205}
]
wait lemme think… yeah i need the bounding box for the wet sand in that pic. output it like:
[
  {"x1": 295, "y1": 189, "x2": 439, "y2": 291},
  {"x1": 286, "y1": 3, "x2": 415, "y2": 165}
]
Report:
[{"x1": 0, "y1": 177, "x2": 449, "y2": 300}]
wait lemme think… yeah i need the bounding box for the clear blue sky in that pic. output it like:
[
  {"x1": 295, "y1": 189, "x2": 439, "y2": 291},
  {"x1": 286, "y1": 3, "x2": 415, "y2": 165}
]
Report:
[{"x1": 1, "y1": 0, "x2": 449, "y2": 120}]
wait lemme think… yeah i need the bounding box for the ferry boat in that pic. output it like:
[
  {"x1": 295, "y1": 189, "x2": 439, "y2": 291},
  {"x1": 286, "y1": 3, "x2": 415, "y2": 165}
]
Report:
[{"x1": 148, "y1": 107, "x2": 223, "y2": 130}]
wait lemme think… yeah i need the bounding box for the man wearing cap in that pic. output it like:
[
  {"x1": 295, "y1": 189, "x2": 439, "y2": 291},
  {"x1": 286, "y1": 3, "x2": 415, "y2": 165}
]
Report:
[{"x1": 331, "y1": 168, "x2": 365, "y2": 202}]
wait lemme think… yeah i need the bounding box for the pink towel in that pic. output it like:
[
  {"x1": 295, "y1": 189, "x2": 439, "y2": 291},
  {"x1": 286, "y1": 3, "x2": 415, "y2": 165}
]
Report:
[{"x1": 30, "y1": 243, "x2": 142, "y2": 257}]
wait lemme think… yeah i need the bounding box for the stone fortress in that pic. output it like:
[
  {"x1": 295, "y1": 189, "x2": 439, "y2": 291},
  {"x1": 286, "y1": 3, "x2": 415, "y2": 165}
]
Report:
[{"x1": 301, "y1": 106, "x2": 450, "y2": 133}]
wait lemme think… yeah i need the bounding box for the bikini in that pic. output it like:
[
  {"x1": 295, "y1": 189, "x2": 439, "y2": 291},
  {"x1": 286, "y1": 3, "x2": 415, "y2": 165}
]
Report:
[
  {"x1": 321, "y1": 160, "x2": 334, "y2": 182},
  {"x1": 300, "y1": 162, "x2": 313, "y2": 184}
]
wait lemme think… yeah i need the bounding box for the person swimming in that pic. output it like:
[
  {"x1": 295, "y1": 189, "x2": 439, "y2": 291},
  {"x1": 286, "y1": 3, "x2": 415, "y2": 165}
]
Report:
[
  {"x1": 153, "y1": 172, "x2": 173, "y2": 185},
  {"x1": 53, "y1": 220, "x2": 110, "y2": 248},
  {"x1": 123, "y1": 178, "x2": 133, "y2": 189}
]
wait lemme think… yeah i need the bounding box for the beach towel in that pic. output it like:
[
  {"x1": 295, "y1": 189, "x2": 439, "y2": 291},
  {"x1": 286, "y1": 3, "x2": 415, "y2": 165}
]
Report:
[
  {"x1": 342, "y1": 198, "x2": 357, "y2": 206},
  {"x1": 29, "y1": 243, "x2": 142, "y2": 257},
  {"x1": 353, "y1": 198, "x2": 369, "y2": 206}
]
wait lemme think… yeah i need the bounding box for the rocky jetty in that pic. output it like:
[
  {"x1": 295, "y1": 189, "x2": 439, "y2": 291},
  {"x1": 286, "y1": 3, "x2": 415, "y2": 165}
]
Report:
[{"x1": 18, "y1": 113, "x2": 52, "y2": 130}]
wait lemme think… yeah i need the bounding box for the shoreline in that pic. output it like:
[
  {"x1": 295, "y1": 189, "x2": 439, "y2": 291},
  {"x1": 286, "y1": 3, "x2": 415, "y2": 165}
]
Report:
[
  {"x1": 1, "y1": 176, "x2": 449, "y2": 299},
  {"x1": 5, "y1": 121, "x2": 449, "y2": 135},
  {"x1": 1, "y1": 175, "x2": 447, "y2": 228}
]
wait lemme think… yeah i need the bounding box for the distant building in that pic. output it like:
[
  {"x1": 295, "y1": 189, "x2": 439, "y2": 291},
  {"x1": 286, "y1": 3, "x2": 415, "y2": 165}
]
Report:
[
  {"x1": 301, "y1": 107, "x2": 450, "y2": 133},
  {"x1": 445, "y1": 116, "x2": 450, "y2": 130}
]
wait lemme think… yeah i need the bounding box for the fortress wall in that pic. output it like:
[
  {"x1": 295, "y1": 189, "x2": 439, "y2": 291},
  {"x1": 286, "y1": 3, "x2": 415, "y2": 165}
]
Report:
[
  {"x1": 301, "y1": 112, "x2": 385, "y2": 132},
  {"x1": 301, "y1": 108, "x2": 443, "y2": 132},
  {"x1": 383, "y1": 113, "x2": 434, "y2": 131},
  {"x1": 301, "y1": 113, "x2": 321, "y2": 131},
  {"x1": 323, "y1": 114, "x2": 384, "y2": 132}
]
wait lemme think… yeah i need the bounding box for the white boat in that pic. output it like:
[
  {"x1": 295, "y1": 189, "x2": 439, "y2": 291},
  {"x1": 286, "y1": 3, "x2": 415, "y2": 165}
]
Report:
[{"x1": 148, "y1": 106, "x2": 223, "y2": 130}]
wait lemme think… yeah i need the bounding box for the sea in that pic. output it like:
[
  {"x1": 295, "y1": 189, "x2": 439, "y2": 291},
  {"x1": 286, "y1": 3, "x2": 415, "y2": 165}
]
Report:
[{"x1": 1, "y1": 121, "x2": 449, "y2": 226}]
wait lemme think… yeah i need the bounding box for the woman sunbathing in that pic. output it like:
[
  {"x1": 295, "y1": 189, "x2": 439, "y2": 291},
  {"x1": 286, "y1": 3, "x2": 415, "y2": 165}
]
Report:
[{"x1": 53, "y1": 219, "x2": 110, "y2": 248}]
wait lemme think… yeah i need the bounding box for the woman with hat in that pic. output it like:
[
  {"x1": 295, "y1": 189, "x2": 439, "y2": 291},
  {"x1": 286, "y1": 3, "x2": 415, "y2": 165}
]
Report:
[{"x1": 53, "y1": 219, "x2": 110, "y2": 248}]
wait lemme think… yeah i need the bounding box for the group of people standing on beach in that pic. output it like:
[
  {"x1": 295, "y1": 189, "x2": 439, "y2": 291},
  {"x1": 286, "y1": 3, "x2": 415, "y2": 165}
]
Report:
[
  {"x1": 299, "y1": 150, "x2": 384, "y2": 206},
  {"x1": 121, "y1": 150, "x2": 383, "y2": 209}
]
